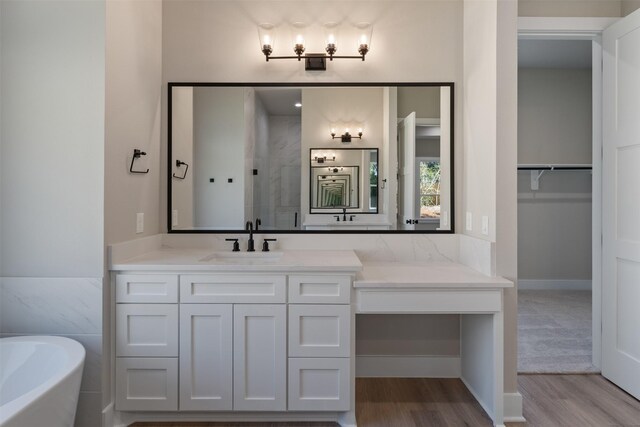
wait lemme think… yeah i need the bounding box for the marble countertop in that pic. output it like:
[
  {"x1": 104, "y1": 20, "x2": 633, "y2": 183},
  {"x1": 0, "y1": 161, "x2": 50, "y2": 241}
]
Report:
[
  {"x1": 355, "y1": 261, "x2": 513, "y2": 288},
  {"x1": 110, "y1": 249, "x2": 363, "y2": 272}
]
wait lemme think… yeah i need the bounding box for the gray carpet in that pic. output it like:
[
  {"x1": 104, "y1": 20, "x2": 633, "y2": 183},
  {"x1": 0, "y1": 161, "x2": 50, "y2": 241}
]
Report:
[{"x1": 518, "y1": 290, "x2": 599, "y2": 373}]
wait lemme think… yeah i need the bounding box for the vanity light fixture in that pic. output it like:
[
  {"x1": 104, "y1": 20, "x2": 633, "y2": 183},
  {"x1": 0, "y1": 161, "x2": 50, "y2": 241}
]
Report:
[
  {"x1": 258, "y1": 22, "x2": 372, "y2": 71},
  {"x1": 331, "y1": 128, "x2": 363, "y2": 143},
  {"x1": 313, "y1": 154, "x2": 336, "y2": 164}
]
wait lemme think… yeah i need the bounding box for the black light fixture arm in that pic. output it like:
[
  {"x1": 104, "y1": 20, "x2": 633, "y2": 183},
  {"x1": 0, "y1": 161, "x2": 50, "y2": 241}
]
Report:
[{"x1": 264, "y1": 53, "x2": 366, "y2": 61}]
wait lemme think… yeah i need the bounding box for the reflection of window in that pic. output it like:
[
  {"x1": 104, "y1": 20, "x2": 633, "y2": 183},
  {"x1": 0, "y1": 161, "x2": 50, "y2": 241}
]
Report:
[
  {"x1": 369, "y1": 155, "x2": 378, "y2": 210},
  {"x1": 418, "y1": 158, "x2": 440, "y2": 219}
]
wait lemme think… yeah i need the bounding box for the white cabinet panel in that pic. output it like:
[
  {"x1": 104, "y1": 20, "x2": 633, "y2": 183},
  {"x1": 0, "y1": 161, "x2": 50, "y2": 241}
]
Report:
[
  {"x1": 233, "y1": 304, "x2": 286, "y2": 411},
  {"x1": 180, "y1": 304, "x2": 233, "y2": 410},
  {"x1": 116, "y1": 304, "x2": 178, "y2": 357},
  {"x1": 288, "y1": 358, "x2": 350, "y2": 411},
  {"x1": 289, "y1": 305, "x2": 350, "y2": 358},
  {"x1": 115, "y1": 357, "x2": 178, "y2": 411},
  {"x1": 288, "y1": 275, "x2": 351, "y2": 304},
  {"x1": 116, "y1": 274, "x2": 178, "y2": 303},
  {"x1": 180, "y1": 274, "x2": 286, "y2": 303}
]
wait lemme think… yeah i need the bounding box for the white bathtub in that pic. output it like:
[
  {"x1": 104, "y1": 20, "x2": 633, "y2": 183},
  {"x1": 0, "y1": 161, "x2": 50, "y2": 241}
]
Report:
[{"x1": 0, "y1": 336, "x2": 85, "y2": 427}]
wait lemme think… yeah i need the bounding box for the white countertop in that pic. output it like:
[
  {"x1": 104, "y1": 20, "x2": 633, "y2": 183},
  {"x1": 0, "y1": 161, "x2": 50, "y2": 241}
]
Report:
[
  {"x1": 355, "y1": 261, "x2": 513, "y2": 288},
  {"x1": 110, "y1": 249, "x2": 363, "y2": 272}
]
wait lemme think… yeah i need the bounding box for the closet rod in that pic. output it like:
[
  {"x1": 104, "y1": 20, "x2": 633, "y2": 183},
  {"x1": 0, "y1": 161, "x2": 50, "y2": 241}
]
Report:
[{"x1": 517, "y1": 164, "x2": 592, "y2": 171}]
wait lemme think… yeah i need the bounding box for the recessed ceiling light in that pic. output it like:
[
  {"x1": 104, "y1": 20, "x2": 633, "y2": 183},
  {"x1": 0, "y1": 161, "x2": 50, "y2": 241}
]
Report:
[{"x1": 294, "y1": 102, "x2": 302, "y2": 108}]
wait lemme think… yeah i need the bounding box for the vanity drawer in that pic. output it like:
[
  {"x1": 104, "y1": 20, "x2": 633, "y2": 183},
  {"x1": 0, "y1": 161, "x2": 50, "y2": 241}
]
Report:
[
  {"x1": 180, "y1": 274, "x2": 286, "y2": 303},
  {"x1": 116, "y1": 304, "x2": 178, "y2": 357},
  {"x1": 289, "y1": 305, "x2": 350, "y2": 358},
  {"x1": 289, "y1": 275, "x2": 351, "y2": 304},
  {"x1": 288, "y1": 275, "x2": 351, "y2": 304},
  {"x1": 116, "y1": 357, "x2": 178, "y2": 411},
  {"x1": 116, "y1": 274, "x2": 178, "y2": 303},
  {"x1": 288, "y1": 358, "x2": 350, "y2": 411}
]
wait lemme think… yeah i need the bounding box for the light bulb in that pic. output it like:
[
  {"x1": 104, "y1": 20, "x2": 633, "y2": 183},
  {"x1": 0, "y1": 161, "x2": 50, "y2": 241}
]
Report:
[
  {"x1": 327, "y1": 34, "x2": 336, "y2": 44},
  {"x1": 357, "y1": 128, "x2": 363, "y2": 134},
  {"x1": 345, "y1": 128, "x2": 350, "y2": 134},
  {"x1": 296, "y1": 34, "x2": 304, "y2": 45},
  {"x1": 359, "y1": 34, "x2": 368, "y2": 45}
]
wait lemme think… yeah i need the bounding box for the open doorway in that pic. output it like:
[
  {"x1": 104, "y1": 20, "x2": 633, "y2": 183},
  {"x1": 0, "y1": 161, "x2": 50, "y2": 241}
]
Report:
[{"x1": 517, "y1": 39, "x2": 598, "y2": 373}]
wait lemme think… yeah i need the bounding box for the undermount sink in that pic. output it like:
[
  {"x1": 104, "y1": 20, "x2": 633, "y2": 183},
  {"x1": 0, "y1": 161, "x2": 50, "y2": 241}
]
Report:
[{"x1": 199, "y1": 251, "x2": 284, "y2": 263}]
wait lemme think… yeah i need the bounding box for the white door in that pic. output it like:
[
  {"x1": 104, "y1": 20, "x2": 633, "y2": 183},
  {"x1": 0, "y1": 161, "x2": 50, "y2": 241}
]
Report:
[
  {"x1": 602, "y1": 8, "x2": 640, "y2": 400},
  {"x1": 179, "y1": 304, "x2": 233, "y2": 410},
  {"x1": 398, "y1": 112, "x2": 416, "y2": 230},
  {"x1": 233, "y1": 304, "x2": 286, "y2": 411}
]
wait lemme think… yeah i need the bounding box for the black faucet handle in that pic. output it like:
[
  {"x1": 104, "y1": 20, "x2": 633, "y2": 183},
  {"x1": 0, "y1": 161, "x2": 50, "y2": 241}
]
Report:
[
  {"x1": 262, "y1": 238, "x2": 277, "y2": 252},
  {"x1": 334, "y1": 215, "x2": 341, "y2": 222},
  {"x1": 225, "y1": 238, "x2": 240, "y2": 252},
  {"x1": 349, "y1": 215, "x2": 356, "y2": 221}
]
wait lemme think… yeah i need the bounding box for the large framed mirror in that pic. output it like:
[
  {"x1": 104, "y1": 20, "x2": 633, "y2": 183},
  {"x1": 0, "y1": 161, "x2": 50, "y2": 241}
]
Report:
[{"x1": 168, "y1": 83, "x2": 454, "y2": 233}]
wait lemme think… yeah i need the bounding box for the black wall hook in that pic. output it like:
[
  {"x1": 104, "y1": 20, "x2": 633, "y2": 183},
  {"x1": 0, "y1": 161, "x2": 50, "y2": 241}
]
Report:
[
  {"x1": 173, "y1": 160, "x2": 189, "y2": 179},
  {"x1": 129, "y1": 149, "x2": 149, "y2": 174}
]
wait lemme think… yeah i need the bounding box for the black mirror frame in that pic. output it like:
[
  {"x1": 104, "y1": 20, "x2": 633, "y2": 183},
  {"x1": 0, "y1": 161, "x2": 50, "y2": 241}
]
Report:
[{"x1": 167, "y1": 82, "x2": 455, "y2": 234}]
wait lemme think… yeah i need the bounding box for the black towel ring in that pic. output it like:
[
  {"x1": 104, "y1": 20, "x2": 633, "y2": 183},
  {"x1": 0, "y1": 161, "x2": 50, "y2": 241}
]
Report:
[{"x1": 173, "y1": 160, "x2": 189, "y2": 179}]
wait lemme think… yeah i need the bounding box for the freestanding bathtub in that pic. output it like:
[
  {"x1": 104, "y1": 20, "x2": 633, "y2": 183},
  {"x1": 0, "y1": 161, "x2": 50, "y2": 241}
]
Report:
[{"x1": 0, "y1": 336, "x2": 85, "y2": 427}]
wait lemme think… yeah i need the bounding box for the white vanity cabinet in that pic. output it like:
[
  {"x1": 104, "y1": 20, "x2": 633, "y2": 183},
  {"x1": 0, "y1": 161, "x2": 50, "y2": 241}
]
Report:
[
  {"x1": 115, "y1": 274, "x2": 180, "y2": 411},
  {"x1": 286, "y1": 275, "x2": 352, "y2": 411},
  {"x1": 113, "y1": 269, "x2": 355, "y2": 417}
]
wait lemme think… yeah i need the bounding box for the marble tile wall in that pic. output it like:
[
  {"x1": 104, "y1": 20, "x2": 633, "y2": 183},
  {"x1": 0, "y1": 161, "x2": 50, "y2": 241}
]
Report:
[
  {"x1": 0, "y1": 277, "x2": 103, "y2": 427},
  {"x1": 265, "y1": 116, "x2": 301, "y2": 230}
]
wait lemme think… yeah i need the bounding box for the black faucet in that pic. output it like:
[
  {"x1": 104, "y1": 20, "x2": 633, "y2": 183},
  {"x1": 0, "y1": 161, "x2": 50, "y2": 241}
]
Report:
[
  {"x1": 349, "y1": 215, "x2": 356, "y2": 222},
  {"x1": 255, "y1": 218, "x2": 261, "y2": 231},
  {"x1": 342, "y1": 207, "x2": 347, "y2": 222},
  {"x1": 245, "y1": 221, "x2": 255, "y2": 252},
  {"x1": 334, "y1": 215, "x2": 341, "y2": 222}
]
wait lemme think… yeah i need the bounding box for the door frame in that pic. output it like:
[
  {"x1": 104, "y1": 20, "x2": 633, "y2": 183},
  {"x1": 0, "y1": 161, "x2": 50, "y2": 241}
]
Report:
[{"x1": 517, "y1": 17, "x2": 618, "y2": 370}]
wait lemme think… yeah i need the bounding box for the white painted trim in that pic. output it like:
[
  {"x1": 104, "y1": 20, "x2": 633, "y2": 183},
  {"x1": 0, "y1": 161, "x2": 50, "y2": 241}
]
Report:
[
  {"x1": 102, "y1": 402, "x2": 115, "y2": 427},
  {"x1": 503, "y1": 392, "x2": 526, "y2": 423},
  {"x1": 518, "y1": 17, "x2": 618, "y2": 38},
  {"x1": 355, "y1": 355, "x2": 461, "y2": 378},
  {"x1": 518, "y1": 279, "x2": 592, "y2": 290},
  {"x1": 114, "y1": 411, "x2": 341, "y2": 427},
  {"x1": 590, "y1": 37, "x2": 603, "y2": 370}
]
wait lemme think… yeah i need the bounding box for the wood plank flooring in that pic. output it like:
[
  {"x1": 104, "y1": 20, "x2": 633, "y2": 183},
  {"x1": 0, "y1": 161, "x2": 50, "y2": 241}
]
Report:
[{"x1": 131, "y1": 375, "x2": 640, "y2": 427}]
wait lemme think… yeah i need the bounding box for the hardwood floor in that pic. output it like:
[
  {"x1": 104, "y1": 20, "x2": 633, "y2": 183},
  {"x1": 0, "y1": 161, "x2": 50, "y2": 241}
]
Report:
[{"x1": 131, "y1": 375, "x2": 640, "y2": 427}]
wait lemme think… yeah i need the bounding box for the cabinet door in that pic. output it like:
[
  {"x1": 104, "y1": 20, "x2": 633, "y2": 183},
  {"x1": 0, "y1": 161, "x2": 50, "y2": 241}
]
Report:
[
  {"x1": 289, "y1": 305, "x2": 350, "y2": 358},
  {"x1": 288, "y1": 358, "x2": 350, "y2": 411},
  {"x1": 116, "y1": 304, "x2": 178, "y2": 357},
  {"x1": 116, "y1": 357, "x2": 178, "y2": 411},
  {"x1": 180, "y1": 304, "x2": 232, "y2": 410},
  {"x1": 233, "y1": 304, "x2": 286, "y2": 411}
]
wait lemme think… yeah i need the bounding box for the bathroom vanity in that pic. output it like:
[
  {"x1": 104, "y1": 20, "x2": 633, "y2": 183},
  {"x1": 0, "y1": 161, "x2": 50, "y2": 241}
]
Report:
[
  {"x1": 110, "y1": 249, "x2": 361, "y2": 426},
  {"x1": 108, "y1": 242, "x2": 512, "y2": 427}
]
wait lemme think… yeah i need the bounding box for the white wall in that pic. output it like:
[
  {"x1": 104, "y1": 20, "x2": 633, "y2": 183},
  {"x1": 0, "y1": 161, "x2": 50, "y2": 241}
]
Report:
[
  {"x1": 518, "y1": 68, "x2": 592, "y2": 282},
  {"x1": 0, "y1": 1, "x2": 107, "y2": 425},
  {"x1": 0, "y1": 0, "x2": 105, "y2": 277},
  {"x1": 105, "y1": 0, "x2": 163, "y2": 245},
  {"x1": 519, "y1": 69, "x2": 592, "y2": 164},
  {"x1": 171, "y1": 87, "x2": 195, "y2": 229},
  {"x1": 193, "y1": 87, "x2": 246, "y2": 228},
  {"x1": 463, "y1": 0, "x2": 518, "y2": 397},
  {"x1": 519, "y1": 0, "x2": 624, "y2": 17}
]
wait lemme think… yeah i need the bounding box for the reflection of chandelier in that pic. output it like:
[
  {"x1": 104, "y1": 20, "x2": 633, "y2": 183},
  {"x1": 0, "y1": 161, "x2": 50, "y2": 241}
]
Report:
[{"x1": 258, "y1": 22, "x2": 372, "y2": 71}]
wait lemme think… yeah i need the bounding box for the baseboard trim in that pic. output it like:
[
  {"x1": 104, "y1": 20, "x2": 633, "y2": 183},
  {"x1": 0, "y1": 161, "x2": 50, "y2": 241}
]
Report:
[
  {"x1": 503, "y1": 392, "x2": 525, "y2": 423},
  {"x1": 356, "y1": 355, "x2": 461, "y2": 378},
  {"x1": 518, "y1": 279, "x2": 591, "y2": 291}
]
